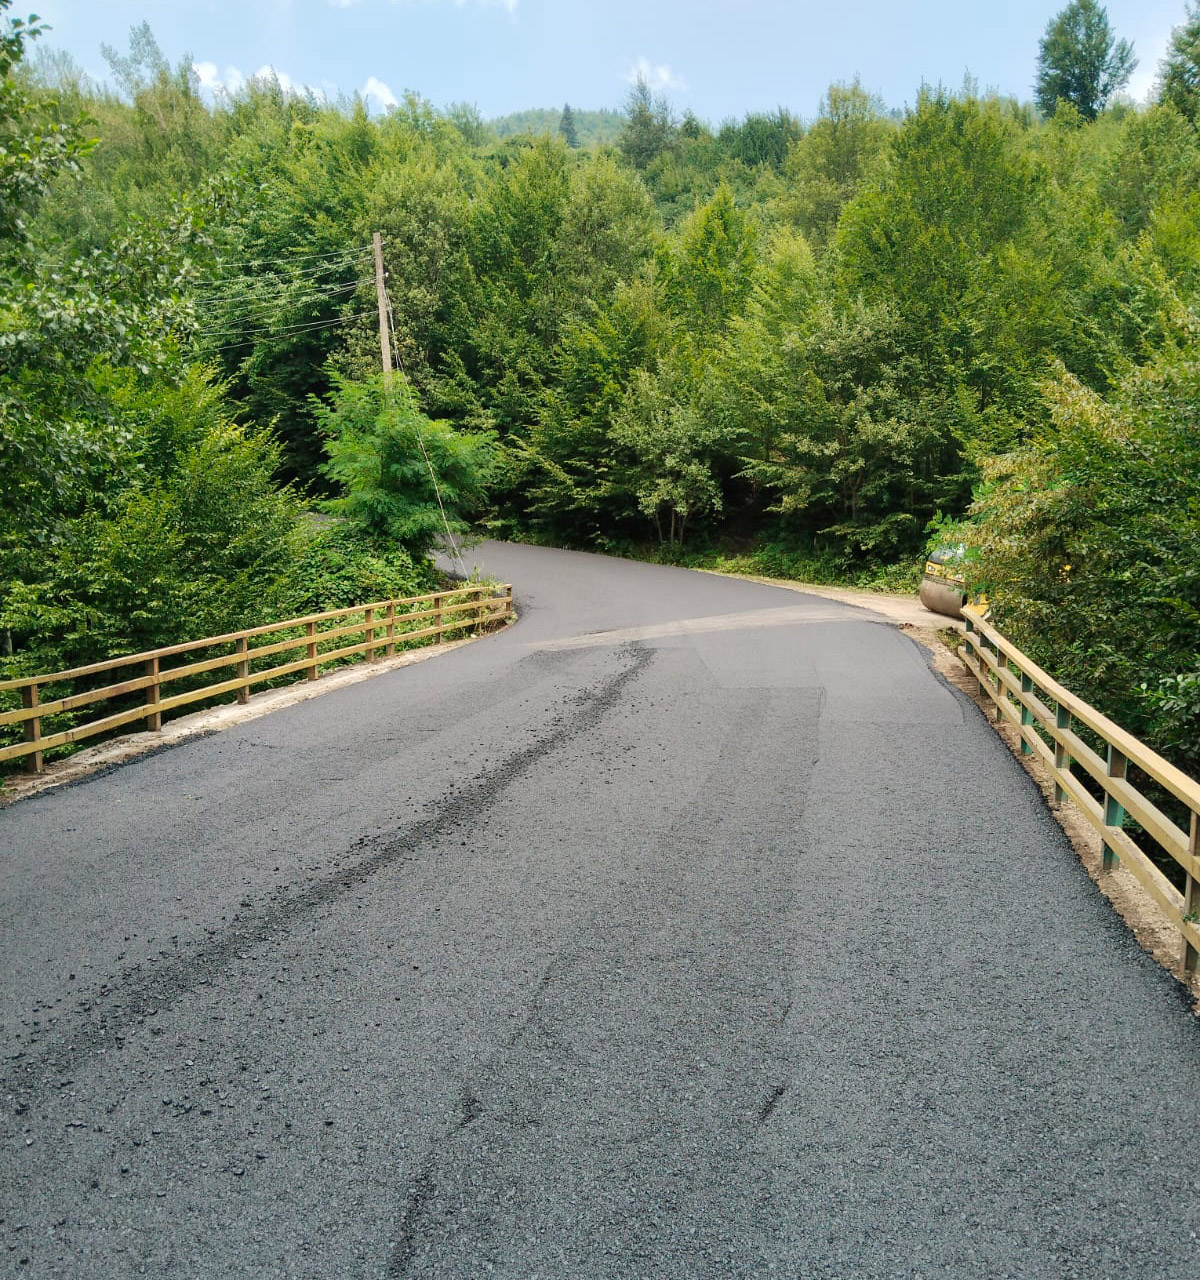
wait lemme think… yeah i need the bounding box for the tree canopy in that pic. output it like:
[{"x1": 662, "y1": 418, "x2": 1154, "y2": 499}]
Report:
[
  {"x1": 9, "y1": 3, "x2": 1200, "y2": 773},
  {"x1": 1035, "y1": 0, "x2": 1136, "y2": 120}
]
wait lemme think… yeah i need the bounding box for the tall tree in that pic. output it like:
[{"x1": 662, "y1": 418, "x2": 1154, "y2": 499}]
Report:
[
  {"x1": 779, "y1": 78, "x2": 892, "y2": 244},
  {"x1": 1035, "y1": 0, "x2": 1136, "y2": 121},
  {"x1": 1158, "y1": 0, "x2": 1200, "y2": 122},
  {"x1": 558, "y1": 102, "x2": 579, "y2": 148},
  {"x1": 619, "y1": 75, "x2": 676, "y2": 170}
]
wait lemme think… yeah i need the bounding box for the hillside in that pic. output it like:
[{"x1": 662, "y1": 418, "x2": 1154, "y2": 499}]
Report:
[{"x1": 489, "y1": 105, "x2": 624, "y2": 146}]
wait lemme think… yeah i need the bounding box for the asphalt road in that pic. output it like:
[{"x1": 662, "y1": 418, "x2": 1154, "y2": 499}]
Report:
[{"x1": 2, "y1": 542, "x2": 1198, "y2": 1279}]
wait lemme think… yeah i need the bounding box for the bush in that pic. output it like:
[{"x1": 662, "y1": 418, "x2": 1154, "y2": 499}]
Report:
[
  {"x1": 285, "y1": 523, "x2": 438, "y2": 613},
  {"x1": 962, "y1": 340, "x2": 1200, "y2": 774}
]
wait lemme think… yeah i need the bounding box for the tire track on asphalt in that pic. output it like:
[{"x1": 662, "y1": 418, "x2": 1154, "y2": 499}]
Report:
[{"x1": 2, "y1": 645, "x2": 655, "y2": 1111}]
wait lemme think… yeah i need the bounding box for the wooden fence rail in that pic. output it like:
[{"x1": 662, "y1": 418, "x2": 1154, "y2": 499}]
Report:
[
  {"x1": 0, "y1": 583, "x2": 513, "y2": 774},
  {"x1": 960, "y1": 604, "x2": 1200, "y2": 976}
]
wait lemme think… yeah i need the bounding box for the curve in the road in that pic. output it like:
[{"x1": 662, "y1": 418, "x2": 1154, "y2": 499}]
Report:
[{"x1": 2, "y1": 542, "x2": 1198, "y2": 1280}]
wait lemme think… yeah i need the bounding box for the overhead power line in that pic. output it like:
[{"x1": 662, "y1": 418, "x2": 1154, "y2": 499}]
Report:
[
  {"x1": 194, "y1": 278, "x2": 371, "y2": 322},
  {"x1": 190, "y1": 245, "x2": 372, "y2": 284},
  {"x1": 205, "y1": 309, "x2": 375, "y2": 353}
]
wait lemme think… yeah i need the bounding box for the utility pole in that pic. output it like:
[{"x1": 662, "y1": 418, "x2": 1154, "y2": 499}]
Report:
[{"x1": 373, "y1": 231, "x2": 392, "y2": 378}]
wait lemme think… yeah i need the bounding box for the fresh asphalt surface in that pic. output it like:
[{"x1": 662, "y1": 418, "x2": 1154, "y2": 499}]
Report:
[{"x1": 2, "y1": 543, "x2": 1199, "y2": 1279}]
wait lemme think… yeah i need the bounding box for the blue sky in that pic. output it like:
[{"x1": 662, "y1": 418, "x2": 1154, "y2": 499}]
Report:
[{"x1": 33, "y1": 0, "x2": 1186, "y2": 122}]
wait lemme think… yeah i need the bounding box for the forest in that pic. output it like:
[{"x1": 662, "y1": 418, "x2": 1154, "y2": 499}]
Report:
[{"x1": 2, "y1": 0, "x2": 1199, "y2": 774}]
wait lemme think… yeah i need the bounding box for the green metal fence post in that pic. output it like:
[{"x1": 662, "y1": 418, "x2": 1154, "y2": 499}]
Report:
[{"x1": 1102, "y1": 745, "x2": 1127, "y2": 871}]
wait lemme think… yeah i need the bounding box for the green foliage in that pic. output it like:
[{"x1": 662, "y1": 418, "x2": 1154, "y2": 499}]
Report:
[
  {"x1": 315, "y1": 373, "x2": 496, "y2": 556},
  {"x1": 1, "y1": 366, "x2": 305, "y2": 675},
  {"x1": 778, "y1": 79, "x2": 892, "y2": 244},
  {"x1": 838, "y1": 89, "x2": 1038, "y2": 349},
  {"x1": 961, "y1": 335, "x2": 1200, "y2": 774},
  {"x1": 611, "y1": 364, "x2": 728, "y2": 546},
  {"x1": 1158, "y1": 1, "x2": 1200, "y2": 122},
  {"x1": 658, "y1": 184, "x2": 758, "y2": 340},
  {"x1": 1099, "y1": 104, "x2": 1200, "y2": 234},
  {"x1": 490, "y1": 106, "x2": 624, "y2": 148},
  {"x1": 286, "y1": 522, "x2": 435, "y2": 612},
  {"x1": 619, "y1": 76, "x2": 677, "y2": 171},
  {"x1": 521, "y1": 277, "x2": 671, "y2": 543},
  {"x1": 1035, "y1": 0, "x2": 1136, "y2": 121},
  {"x1": 558, "y1": 103, "x2": 579, "y2": 149},
  {"x1": 715, "y1": 109, "x2": 802, "y2": 171},
  {"x1": 0, "y1": 0, "x2": 95, "y2": 243},
  {"x1": 734, "y1": 295, "x2": 964, "y2": 563}
]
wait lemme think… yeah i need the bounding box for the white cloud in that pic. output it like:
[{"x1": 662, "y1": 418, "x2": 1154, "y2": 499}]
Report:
[
  {"x1": 362, "y1": 75, "x2": 398, "y2": 110},
  {"x1": 194, "y1": 59, "x2": 326, "y2": 100},
  {"x1": 250, "y1": 64, "x2": 327, "y2": 99},
  {"x1": 193, "y1": 61, "x2": 246, "y2": 96},
  {"x1": 624, "y1": 56, "x2": 687, "y2": 94}
]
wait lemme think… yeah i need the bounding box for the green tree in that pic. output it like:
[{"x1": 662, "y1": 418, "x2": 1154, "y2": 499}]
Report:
[
  {"x1": 553, "y1": 151, "x2": 658, "y2": 305},
  {"x1": 315, "y1": 373, "x2": 496, "y2": 556},
  {"x1": 1158, "y1": 0, "x2": 1200, "y2": 122},
  {"x1": 838, "y1": 90, "x2": 1037, "y2": 368},
  {"x1": 196, "y1": 91, "x2": 382, "y2": 487},
  {"x1": 1035, "y1": 0, "x2": 1136, "y2": 121},
  {"x1": 708, "y1": 227, "x2": 818, "y2": 469},
  {"x1": 522, "y1": 277, "x2": 671, "y2": 543},
  {"x1": 0, "y1": 2, "x2": 202, "y2": 539},
  {"x1": 558, "y1": 102, "x2": 579, "y2": 148},
  {"x1": 961, "y1": 336, "x2": 1200, "y2": 774},
  {"x1": 2, "y1": 365, "x2": 306, "y2": 673},
  {"x1": 619, "y1": 75, "x2": 676, "y2": 170},
  {"x1": 735, "y1": 296, "x2": 958, "y2": 562},
  {"x1": 778, "y1": 79, "x2": 891, "y2": 244},
  {"x1": 716, "y1": 108, "x2": 802, "y2": 170},
  {"x1": 658, "y1": 184, "x2": 758, "y2": 341},
  {"x1": 611, "y1": 363, "x2": 728, "y2": 547},
  {"x1": 0, "y1": 1, "x2": 93, "y2": 243}
]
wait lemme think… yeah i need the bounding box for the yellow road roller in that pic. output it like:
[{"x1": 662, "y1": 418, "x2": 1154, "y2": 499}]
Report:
[{"x1": 919, "y1": 546, "x2": 968, "y2": 619}]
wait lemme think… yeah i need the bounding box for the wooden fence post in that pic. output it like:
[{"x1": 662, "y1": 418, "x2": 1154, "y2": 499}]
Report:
[
  {"x1": 1102, "y1": 746, "x2": 1127, "y2": 871},
  {"x1": 385, "y1": 603, "x2": 396, "y2": 657},
  {"x1": 1053, "y1": 704, "x2": 1071, "y2": 805},
  {"x1": 1184, "y1": 813, "x2": 1199, "y2": 977},
  {"x1": 306, "y1": 621, "x2": 318, "y2": 681},
  {"x1": 365, "y1": 607, "x2": 376, "y2": 662},
  {"x1": 236, "y1": 637, "x2": 250, "y2": 705},
  {"x1": 144, "y1": 657, "x2": 162, "y2": 731},
  {"x1": 992, "y1": 640, "x2": 1005, "y2": 722},
  {"x1": 1019, "y1": 673, "x2": 1034, "y2": 755},
  {"x1": 435, "y1": 592, "x2": 445, "y2": 641},
  {"x1": 21, "y1": 683, "x2": 43, "y2": 774}
]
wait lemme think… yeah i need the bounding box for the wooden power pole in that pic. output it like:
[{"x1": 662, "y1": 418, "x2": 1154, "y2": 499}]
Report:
[{"x1": 373, "y1": 231, "x2": 392, "y2": 377}]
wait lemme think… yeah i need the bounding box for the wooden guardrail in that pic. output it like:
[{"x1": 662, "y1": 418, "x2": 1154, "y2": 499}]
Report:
[
  {"x1": 0, "y1": 583, "x2": 513, "y2": 775},
  {"x1": 960, "y1": 604, "x2": 1200, "y2": 976}
]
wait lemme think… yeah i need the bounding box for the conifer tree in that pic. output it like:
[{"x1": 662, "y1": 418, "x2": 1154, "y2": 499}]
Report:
[{"x1": 558, "y1": 102, "x2": 579, "y2": 148}]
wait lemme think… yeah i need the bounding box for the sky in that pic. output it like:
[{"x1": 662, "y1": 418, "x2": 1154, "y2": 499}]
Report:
[{"x1": 30, "y1": 0, "x2": 1187, "y2": 122}]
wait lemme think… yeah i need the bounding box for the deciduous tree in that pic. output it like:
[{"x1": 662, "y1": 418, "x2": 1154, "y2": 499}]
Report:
[
  {"x1": 1158, "y1": 0, "x2": 1200, "y2": 122},
  {"x1": 1035, "y1": 0, "x2": 1136, "y2": 120}
]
